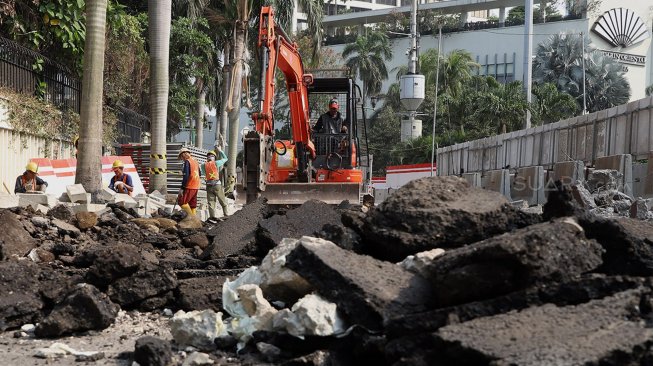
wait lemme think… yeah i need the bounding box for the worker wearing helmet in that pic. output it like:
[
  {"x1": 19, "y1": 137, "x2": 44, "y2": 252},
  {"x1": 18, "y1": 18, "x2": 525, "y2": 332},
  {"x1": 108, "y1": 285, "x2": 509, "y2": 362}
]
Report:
[
  {"x1": 200, "y1": 148, "x2": 229, "y2": 220},
  {"x1": 109, "y1": 160, "x2": 134, "y2": 195},
  {"x1": 314, "y1": 99, "x2": 345, "y2": 134},
  {"x1": 178, "y1": 147, "x2": 201, "y2": 216},
  {"x1": 15, "y1": 162, "x2": 48, "y2": 193}
]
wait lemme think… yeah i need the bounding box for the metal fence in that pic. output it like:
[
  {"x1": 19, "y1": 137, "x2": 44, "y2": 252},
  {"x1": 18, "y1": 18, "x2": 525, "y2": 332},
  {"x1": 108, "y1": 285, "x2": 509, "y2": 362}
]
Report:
[
  {"x1": 436, "y1": 96, "x2": 653, "y2": 176},
  {"x1": 0, "y1": 37, "x2": 81, "y2": 113},
  {"x1": 116, "y1": 106, "x2": 150, "y2": 144}
]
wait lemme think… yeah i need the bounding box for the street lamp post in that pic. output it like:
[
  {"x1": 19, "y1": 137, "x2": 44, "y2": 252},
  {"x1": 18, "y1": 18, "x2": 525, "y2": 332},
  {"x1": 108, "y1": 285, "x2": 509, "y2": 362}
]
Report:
[{"x1": 430, "y1": 25, "x2": 442, "y2": 177}]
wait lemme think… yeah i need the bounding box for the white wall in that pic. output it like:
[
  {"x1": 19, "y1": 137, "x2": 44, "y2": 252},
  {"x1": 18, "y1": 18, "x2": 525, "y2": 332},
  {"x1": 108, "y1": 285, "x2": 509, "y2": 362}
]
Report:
[
  {"x1": 327, "y1": 1, "x2": 653, "y2": 103},
  {"x1": 0, "y1": 100, "x2": 74, "y2": 193}
]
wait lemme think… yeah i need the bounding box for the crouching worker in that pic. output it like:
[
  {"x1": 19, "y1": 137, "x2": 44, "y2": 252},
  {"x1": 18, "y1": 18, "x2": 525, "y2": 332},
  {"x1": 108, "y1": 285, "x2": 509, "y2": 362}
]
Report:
[
  {"x1": 178, "y1": 147, "x2": 201, "y2": 216},
  {"x1": 15, "y1": 162, "x2": 48, "y2": 193},
  {"x1": 109, "y1": 160, "x2": 134, "y2": 195}
]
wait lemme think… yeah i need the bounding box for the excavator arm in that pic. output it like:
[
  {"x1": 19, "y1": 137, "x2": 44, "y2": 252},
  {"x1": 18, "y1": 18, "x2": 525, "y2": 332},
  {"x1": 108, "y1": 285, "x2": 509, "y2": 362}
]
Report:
[{"x1": 253, "y1": 6, "x2": 315, "y2": 160}]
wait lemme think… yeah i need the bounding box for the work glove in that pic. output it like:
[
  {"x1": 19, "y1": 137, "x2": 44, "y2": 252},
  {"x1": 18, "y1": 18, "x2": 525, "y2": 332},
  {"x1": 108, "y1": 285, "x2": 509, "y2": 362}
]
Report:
[
  {"x1": 114, "y1": 181, "x2": 124, "y2": 189},
  {"x1": 38, "y1": 185, "x2": 47, "y2": 193}
]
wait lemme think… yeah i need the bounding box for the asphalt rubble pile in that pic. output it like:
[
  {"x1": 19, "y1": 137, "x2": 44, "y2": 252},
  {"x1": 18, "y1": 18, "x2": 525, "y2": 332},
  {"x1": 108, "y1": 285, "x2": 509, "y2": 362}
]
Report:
[
  {"x1": 552, "y1": 168, "x2": 653, "y2": 220},
  {"x1": 2, "y1": 176, "x2": 653, "y2": 365}
]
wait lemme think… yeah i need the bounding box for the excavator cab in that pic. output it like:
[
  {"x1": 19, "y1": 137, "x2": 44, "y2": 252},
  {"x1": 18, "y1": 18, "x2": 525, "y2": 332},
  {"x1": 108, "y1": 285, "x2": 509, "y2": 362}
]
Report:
[{"x1": 237, "y1": 7, "x2": 369, "y2": 206}]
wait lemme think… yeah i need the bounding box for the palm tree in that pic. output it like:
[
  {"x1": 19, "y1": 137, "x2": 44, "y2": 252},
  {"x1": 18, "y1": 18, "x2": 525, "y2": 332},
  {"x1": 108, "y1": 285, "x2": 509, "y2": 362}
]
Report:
[
  {"x1": 75, "y1": 0, "x2": 107, "y2": 196},
  {"x1": 440, "y1": 50, "x2": 479, "y2": 100},
  {"x1": 533, "y1": 33, "x2": 630, "y2": 113},
  {"x1": 148, "y1": 0, "x2": 172, "y2": 193},
  {"x1": 532, "y1": 82, "x2": 578, "y2": 124},
  {"x1": 342, "y1": 31, "x2": 392, "y2": 104}
]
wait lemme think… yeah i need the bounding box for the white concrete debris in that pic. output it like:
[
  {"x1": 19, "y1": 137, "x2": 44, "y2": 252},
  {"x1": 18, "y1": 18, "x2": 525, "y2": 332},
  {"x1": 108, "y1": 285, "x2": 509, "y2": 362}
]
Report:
[
  {"x1": 66, "y1": 184, "x2": 88, "y2": 203},
  {"x1": 169, "y1": 310, "x2": 228, "y2": 350},
  {"x1": 98, "y1": 187, "x2": 116, "y2": 202},
  {"x1": 0, "y1": 193, "x2": 20, "y2": 209},
  {"x1": 21, "y1": 324, "x2": 35, "y2": 333},
  {"x1": 34, "y1": 342, "x2": 103, "y2": 359},
  {"x1": 272, "y1": 294, "x2": 345, "y2": 338},
  {"x1": 259, "y1": 238, "x2": 312, "y2": 301},
  {"x1": 182, "y1": 351, "x2": 214, "y2": 366},
  {"x1": 399, "y1": 248, "x2": 446, "y2": 277},
  {"x1": 222, "y1": 266, "x2": 263, "y2": 318},
  {"x1": 114, "y1": 193, "x2": 138, "y2": 209}
]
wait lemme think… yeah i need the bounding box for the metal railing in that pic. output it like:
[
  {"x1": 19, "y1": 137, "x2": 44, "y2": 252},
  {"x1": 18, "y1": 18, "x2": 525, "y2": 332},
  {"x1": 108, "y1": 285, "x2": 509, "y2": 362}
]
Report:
[{"x1": 0, "y1": 37, "x2": 80, "y2": 113}]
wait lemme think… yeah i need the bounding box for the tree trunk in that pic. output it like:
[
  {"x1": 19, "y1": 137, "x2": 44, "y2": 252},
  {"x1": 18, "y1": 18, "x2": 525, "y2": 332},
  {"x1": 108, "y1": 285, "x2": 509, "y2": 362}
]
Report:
[
  {"x1": 218, "y1": 43, "x2": 231, "y2": 151},
  {"x1": 148, "y1": 0, "x2": 172, "y2": 193},
  {"x1": 75, "y1": 0, "x2": 107, "y2": 196},
  {"x1": 227, "y1": 21, "x2": 246, "y2": 179},
  {"x1": 195, "y1": 77, "x2": 205, "y2": 148}
]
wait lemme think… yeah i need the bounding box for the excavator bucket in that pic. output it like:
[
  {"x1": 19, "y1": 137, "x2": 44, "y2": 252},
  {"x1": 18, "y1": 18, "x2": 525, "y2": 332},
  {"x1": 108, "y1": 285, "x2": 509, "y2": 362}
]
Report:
[{"x1": 236, "y1": 182, "x2": 361, "y2": 205}]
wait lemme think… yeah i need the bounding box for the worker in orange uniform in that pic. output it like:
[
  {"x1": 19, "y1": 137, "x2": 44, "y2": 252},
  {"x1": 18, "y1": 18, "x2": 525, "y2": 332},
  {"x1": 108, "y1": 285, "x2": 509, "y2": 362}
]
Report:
[
  {"x1": 15, "y1": 162, "x2": 48, "y2": 193},
  {"x1": 178, "y1": 147, "x2": 201, "y2": 216},
  {"x1": 109, "y1": 160, "x2": 134, "y2": 195},
  {"x1": 201, "y1": 149, "x2": 229, "y2": 220}
]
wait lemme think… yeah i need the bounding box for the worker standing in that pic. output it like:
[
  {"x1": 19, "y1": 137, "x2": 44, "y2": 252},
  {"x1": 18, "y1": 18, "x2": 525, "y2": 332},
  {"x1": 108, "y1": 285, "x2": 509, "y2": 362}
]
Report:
[
  {"x1": 15, "y1": 162, "x2": 48, "y2": 193},
  {"x1": 109, "y1": 160, "x2": 134, "y2": 195},
  {"x1": 178, "y1": 147, "x2": 201, "y2": 216},
  {"x1": 201, "y1": 149, "x2": 229, "y2": 221}
]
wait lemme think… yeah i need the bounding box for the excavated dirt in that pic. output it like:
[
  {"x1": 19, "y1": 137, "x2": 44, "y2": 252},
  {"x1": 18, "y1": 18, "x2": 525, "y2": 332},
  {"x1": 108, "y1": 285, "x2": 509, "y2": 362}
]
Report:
[
  {"x1": 361, "y1": 176, "x2": 541, "y2": 261},
  {"x1": 3, "y1": 175, "x2": 653, "y2": 365}
]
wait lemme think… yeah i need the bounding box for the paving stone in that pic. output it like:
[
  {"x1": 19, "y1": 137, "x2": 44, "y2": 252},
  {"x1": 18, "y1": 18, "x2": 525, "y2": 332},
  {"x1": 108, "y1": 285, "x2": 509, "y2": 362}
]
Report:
[
  {"x1": 433, "y1": 288, "x2": 653, "y2": 365},
  {"x1": 134, "y1": 336, "x2": 173, "y2": 366},
  {"x1": 34, "y1": 284, "x2": 119, "y2": 337},
  {"x1": 0, "y1": 210, "x2": 37, "y2": 260},
  {"x1": 285, "y1": 236, "x2": 434, "y2": 330},
  {"x1": 581, "y1": 217, "x2": 653, "y2": 276},
  {"x1": 66, "y1": 184, "x2": 88, "y2": 203},
  {"x1": 360, "y1": 176, "x2": 540, "y2": 261},
  {"x1": 423, "y1": 219, "x2": 603, "y2": 307}
]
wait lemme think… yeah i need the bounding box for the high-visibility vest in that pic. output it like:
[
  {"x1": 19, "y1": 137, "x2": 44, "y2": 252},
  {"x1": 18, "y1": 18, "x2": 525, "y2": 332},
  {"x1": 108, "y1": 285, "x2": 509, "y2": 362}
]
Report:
[
  {"x1": 21, "y1": 175, "x2": 36, "y2": 192},
  {"x1": 186, "y1": 158, "x2": 201, "y2": 189},
  {"x1": 113, "y1": 174, "x2": 131, "y2": 196},
  {"x1": 205, "y1": 161, "x2": 219, "y2": 181}
]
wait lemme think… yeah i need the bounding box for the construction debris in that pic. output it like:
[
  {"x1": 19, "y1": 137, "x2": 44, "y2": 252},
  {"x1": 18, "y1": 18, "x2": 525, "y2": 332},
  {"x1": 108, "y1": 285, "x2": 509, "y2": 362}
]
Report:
[{"x1": 2, "y1": 175, "x2": 653, "y2": 365}]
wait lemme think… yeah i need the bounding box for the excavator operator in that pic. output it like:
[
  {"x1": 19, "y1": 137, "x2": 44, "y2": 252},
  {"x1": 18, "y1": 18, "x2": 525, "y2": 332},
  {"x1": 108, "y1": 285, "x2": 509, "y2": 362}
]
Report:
[{"x1": 314, "y1": 99, "x2": 347, "y2": 134}]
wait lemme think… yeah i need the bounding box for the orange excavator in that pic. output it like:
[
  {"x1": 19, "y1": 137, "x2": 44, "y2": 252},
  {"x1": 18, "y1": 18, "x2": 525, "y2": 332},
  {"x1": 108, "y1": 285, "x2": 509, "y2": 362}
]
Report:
[{"x1": 239, "y1": 6, "x2": 369, "y2": 205}]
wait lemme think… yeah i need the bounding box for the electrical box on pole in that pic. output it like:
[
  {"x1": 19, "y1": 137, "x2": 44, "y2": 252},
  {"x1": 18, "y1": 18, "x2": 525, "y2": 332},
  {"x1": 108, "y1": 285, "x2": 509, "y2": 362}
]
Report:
[{"x1": 399, "y1": 0, "x2": 425, "y2": 140}]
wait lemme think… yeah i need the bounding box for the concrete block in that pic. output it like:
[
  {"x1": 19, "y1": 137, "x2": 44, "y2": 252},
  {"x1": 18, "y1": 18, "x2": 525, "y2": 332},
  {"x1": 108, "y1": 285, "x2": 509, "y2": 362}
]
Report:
[
  {"x1": 17, "y1": 193, "x2": 58, "y2": 208},
  {"x1": 645, "y1": 152, "x2": 653, "y2": 198},
  {"x1": 114, "y1": 194, "x2": 138, "y2": 209},
  {"x1": 481, "y1": 169, "x2": 511, "y2": 200},
  {"x1": 98, "y1": 187, "x2": 116, "y2": 202},
  {"x1": 66, "y1": 184, "x2": 88, "y2": 203},
  {"x1": 595, "y1": 154, "x2": 633, "y2": 197},
  {"x1": 552, "y1": 160, "x2": 585, "y2": 185},
  {"x1": 511, "y1": 166, "x2": 545, "y2": 206},
  {"x1": 462, "y1": 172, "x2": 481, "y2": 187},
  {"x1": 71, "y1": 204, "x2": 110, "y2": 216},
  {"x1": 0, "y1": 194, "x2": 20, "y2": 209}
]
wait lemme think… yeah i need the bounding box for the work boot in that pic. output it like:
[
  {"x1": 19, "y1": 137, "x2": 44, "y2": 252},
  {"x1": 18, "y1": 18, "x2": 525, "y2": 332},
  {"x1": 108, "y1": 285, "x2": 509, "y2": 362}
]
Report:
[
  {"x1": 180, "y1": 203, "x2": 193, "y2": 216},
  {"x1": 191, "y1": 208, "x2": 197, "y2": 215}
]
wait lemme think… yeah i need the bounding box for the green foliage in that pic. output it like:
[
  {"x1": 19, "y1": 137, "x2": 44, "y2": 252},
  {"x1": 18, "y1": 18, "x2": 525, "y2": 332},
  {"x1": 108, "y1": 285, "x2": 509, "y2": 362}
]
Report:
[
  {"x1": 533, "y1": 33, "x2": 631, "y2": 113},
  {"x1": 104, "y1": 11, "x2": 149, "y2": 114},
  {"x1": 506, "y1": 3, "x2": 562, "y2": 23},
  {"x1": 167, "y1": 16, "x2": 218, "y2": 134},
  {"x1": 646, "y1": 84, "x2": 653, "y2": 97},
  {"x1": 532, "y1": 83, "x2": 578, "y2": 124},
  {"x1": 342, "y1": 31, "x2": 392, "y2": 101}
]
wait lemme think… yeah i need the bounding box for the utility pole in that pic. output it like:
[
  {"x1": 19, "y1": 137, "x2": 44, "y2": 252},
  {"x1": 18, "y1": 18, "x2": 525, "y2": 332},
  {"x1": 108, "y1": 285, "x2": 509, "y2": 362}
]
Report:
[
  {"x1": 430, "y1": 25, "x2": 441, "y2": 177},
  {"x1": 523, "y1": 0, "x2": 534, "y2": 129},
  {"x1": 399, "y1": 0, "x2": 425, "y2": 142},
  {"x1": 581, "y1": 32, "x2": 588, "y2": 115}
]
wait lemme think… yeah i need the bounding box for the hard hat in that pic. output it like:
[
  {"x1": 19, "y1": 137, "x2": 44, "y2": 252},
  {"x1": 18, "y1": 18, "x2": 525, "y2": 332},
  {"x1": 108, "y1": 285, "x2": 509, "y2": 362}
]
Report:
[
  {"x1": 178, "y1": 147, "x2": 192, "y2": 158},
  {"x1": 112, "y1": 160, "x2": 124, "y2": 169},
  {"x1": 25, "y1": 162, "x2": 38, "y2": 173},
  {"x1": 328, "y1": 99, "x2": 339, "y2": 110},
  {"x1": 207, "y1": 150, "x2": 216, "y2": 157}
]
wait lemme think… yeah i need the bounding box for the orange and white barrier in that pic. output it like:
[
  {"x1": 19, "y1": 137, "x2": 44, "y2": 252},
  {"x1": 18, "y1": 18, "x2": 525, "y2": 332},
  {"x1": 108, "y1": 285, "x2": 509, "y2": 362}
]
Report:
[
  {"x1": 28, "y1": 156, "x2": 146, "y2": 197},
  {"x1": 385, "y1": 163, "x2": 437, "y2": 189}
]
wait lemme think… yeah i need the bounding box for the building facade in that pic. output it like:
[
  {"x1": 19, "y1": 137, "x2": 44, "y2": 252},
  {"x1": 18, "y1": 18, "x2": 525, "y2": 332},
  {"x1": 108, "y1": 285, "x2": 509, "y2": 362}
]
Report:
[{"x1": 324, "y1": 0, "x2": 652, "y2": 103}]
